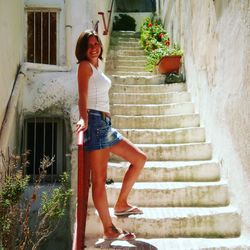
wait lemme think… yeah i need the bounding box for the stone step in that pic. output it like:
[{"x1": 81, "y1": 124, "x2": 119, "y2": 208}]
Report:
[
  {"x1": 109, "y1": 75, "x2": 165, "y2": 84},
  {"x1": 111, "y1": 143, "x2": 212, "y2": 161},
  {"x1": 113, "y1": 113, "x2": 200, "y2": 129},
  {"x1": 110, "y1": 71, "x2": 152, "y2": 76},
  {"x1": 117, "y1": 127, "x2": 205, "y2": 144},
  {"x1": 107, "y1": 65, "x2": 146, "y2": 72},
  {"x1": 110, "y1": 40, "x2": 141, "y2": 47},
  {"x1": 111, "y1": 37, "x2": 140, "y2": 43},
  {"x1": 110, "y1": 45, "x2": 141, "y2": 50},
  {"x1": 110, "y1": 83, "x2": 187, "y2": 93},
  {"x1": 111, "y1": 92, "x2": 191, "y2": 104},
  {"x1": 106, "y1": 59, "x2": 147, "y2": 68},
  {"x1": 85, "y1": 206, "x2": 240, "y2": 238},
  {"x1": 88, "y1": 181, "x2": 229, "y2": 207},
  {"x1": 111, "y1": 31, "x2": 140, "y2": 38},
  {"x1": 107, "y1": 160, "x2": 220, "y2": 182},
  {"x1": 111, "y1": 102, "x2": 195, "y2": 116},
  {"x1": 86, "y1": 237, "x2": 250, "y2": 250},
  {"x1": 106, "y1": 55, "x2": 147, "y2": 62},
  {"x1": 109, "y1": 49, "x2": 145, "y2": 56}
]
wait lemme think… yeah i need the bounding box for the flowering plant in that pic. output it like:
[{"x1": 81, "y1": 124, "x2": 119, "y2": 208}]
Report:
[{"x1": 140, "y1": 17, "x2": 183, "y2": 72}]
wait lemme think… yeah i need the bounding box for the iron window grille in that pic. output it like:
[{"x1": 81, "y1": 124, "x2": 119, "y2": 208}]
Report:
[
  {"x1": 26, "y1": 8, "x2": 59, "y2": 65},
  {"x1": 22, "y1": 117, "x2": 66, "y2": 182}
]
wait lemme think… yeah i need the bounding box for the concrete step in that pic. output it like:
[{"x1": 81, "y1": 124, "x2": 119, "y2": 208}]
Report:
[
  {"x1": 111, "y1": 31, "x2": 140, "y2": 38},
  {"x1": 85, "y1": 206, "x2": 240, "y2": 238},
  {"x1": 117, "y1": 127, "x2": 205, "y2": 144},
  {"x1": 106, "y1": 55, "x2": 147, "y2": 62},
  {"x1": 107, "y1": 65, "x2": 146, "y2": 72},
  {"x1": 111, "y1": 37, "x2": 140, "y2": 43},
  {"x1": 109, "y1": 75, "x2": 165, "y2": 84},
  {"x1": 86, "y1": 237, "x2": 250, "y2": 250},
  {"x1": 109, "y1": 49, "x2": 145, "y2": 56},
  {"x1": 110, "y1": 83, "x2": 187, "y2": 93},
  {"x1": 111, "y1": 103, "x2": 195, "y2": 116},
  {"x1": 110, "y1": 40, "x2": 141, "y2": 47},
  {"x1": 113, "y1": 114, "x2": 200, "y2": 129},
  {"x1": 106, "y1": 59, "x2": 147, "y2": 68},
  {"x1": 110, "y1": 45, "x2": 141, "y2": 50},
  {"x1": 110, "y1": 71, "x2": 152, "y2": 76},
  {"x1": 89, "y1": 181, "x2": 229, "y2": 207},
  {"x1": 109, "y1": 42, "x2": 143, "y2": 50},
  {"x1": 111, "y1": 92, "x2": 191, "y2": 104},
  {"x1": 111, "y1": 142, "x2": 212, "y2": 161},
  {"x1": 107, "y1": 161, "x2": 220, "y2": 182}
]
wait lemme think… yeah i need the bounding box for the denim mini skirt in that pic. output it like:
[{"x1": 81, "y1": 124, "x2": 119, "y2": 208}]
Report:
[{"x1": 83, "y1": 109, "x2": 123, "y2": 151}]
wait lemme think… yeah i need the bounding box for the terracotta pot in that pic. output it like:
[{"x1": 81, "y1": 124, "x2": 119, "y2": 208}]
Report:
[{"x1": 157, "y1": 55, "x2": 182, "y2": 74}]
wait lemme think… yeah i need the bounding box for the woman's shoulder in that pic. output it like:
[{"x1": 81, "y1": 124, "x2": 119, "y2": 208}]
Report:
[{"x1": 78, "y1": 60, "x2": 93, "y2": 75}]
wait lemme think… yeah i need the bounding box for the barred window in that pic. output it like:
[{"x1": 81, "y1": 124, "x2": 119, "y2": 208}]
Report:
[
  {"x1": 22, "y1": 117, "x2": 66, "y2": 182},
  {"x1": 27, "y1": 9, "x2": 58, "y2": 65}
]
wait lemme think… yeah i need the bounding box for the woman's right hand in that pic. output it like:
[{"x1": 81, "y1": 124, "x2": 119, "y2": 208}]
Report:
[{"x1": 76, "y1": 118, "x2": 88, "y2": 133}]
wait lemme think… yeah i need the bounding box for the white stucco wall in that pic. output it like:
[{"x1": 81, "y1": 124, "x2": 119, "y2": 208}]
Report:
[
  {"x1": 163, "y1": 0, "x2": 250, "y2": 235},
  {"x1": 19, "y1": 0, "x2": 115, "y2": 235},
  {"x1": 0, "y1": 0, "x2": 24, "y2": 131}
]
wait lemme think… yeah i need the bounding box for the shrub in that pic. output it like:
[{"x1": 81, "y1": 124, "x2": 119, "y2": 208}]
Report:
[{"x1": 113, "y1": 14, "x2": 136, "y2": 31}]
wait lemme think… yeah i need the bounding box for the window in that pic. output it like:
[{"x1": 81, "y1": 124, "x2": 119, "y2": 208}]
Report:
[
  {"x1": 26, "y1": 8, "x2": 59, "y2": 65},
  {"x1": 22, "y1": 117, "x2": 66, "y2": 182}
]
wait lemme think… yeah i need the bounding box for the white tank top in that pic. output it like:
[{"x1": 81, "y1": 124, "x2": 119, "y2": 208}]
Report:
[{"x1": 87, "y1": 63, "x2": 111, "y2": 113}]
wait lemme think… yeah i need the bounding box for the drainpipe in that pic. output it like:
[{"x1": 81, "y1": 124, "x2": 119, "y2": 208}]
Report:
[
  {"x1": 65, "y1": 0, "x2": 72, "y2": 70},
  {"x1": 0, "y1": 64, "x2": 26, "y2": 153},
  {"x1": 156, "y1": 0, "x2": 160, "y2": 16}
]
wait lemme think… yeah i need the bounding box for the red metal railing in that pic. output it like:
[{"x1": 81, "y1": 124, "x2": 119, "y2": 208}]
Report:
[
  {"x1": 72, "y1": 130, "x2": 90, "y2": 250},
  {"x1": 98, "y1": 0, "x2": 115, "y2": 35}
]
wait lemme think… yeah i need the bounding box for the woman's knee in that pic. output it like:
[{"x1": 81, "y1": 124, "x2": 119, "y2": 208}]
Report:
[{"x1": 133, "y1": 151, "x2": 147, "y2": 169}]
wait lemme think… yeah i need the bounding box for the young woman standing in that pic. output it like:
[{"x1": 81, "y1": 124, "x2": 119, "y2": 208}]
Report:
[{"x1": 75, "y1": 30, "x2": 147, "y2": 240}]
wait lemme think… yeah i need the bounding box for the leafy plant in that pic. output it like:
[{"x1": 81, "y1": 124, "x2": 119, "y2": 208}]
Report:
[
  {"x1": 113, "y1": 14, "x2": 136, "y2": 31},
  {"x1": 140, "y1": 17, "x2": 184, "y2": 72},
  {"x1": 0, "y1": 151, "x2": 72, "y2": 250}
]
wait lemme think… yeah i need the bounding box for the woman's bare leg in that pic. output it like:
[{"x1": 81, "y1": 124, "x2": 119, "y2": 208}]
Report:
[
  {"x1": 88, "y1": 148, "x2": 118, "y2": 237},
  {"x1": 109, "y1": 137, "x2": 147, "y2": 212}
]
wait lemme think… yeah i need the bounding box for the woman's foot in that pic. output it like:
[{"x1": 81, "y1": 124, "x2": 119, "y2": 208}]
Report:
[
  {"x1": 114, "y1": 206, "x2": 143, "y2": 216},
  {"x1": 104, "y1": 224, "x2": 136, "y2": 241},
  {"x1": 114, "y1": 203, "x2": 143, "y2": 216}
]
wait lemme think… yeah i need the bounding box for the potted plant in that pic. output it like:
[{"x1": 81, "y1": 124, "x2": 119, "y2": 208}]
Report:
[{"x1": 140, "y1": 17, "x2": 184, "y2": 73}]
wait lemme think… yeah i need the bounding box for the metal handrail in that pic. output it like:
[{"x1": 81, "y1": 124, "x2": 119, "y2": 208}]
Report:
[
  {"x1": 72, "y1": 130, "x2": 90, "y2": 250},
  {"x1": 98, "y1": 0, "x2": 115, "y2": 35}
]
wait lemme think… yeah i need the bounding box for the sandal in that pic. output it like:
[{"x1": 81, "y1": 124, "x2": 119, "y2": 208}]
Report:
[
  {"x1": 114, "y1": 206, "x2": 143, "y2": 216},
  {"x1": 103, "y1": 231, "x2": 136, "y2": 241}
]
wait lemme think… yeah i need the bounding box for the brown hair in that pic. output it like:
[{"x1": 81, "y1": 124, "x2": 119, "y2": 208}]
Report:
[{"x1": 75, "y1": 29, "x2": 103, "y2": 63}]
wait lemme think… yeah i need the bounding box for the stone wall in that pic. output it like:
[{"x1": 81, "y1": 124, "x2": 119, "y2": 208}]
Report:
[{"x1": 162, "y1": 0, "x2": 250, "y2": 235}]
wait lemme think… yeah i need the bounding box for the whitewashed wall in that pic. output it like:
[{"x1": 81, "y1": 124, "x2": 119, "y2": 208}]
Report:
[
  {"x1": 162, "y1": 0, "x2": 250, "y2": 236},
  {"x1": 0, "y1": 0, "x2": 24, "y2": 151}
]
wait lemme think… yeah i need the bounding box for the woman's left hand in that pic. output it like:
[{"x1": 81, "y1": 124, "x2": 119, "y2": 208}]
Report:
[{"x1": 76, "y1": 118, "x2": 87, "y2": 133}]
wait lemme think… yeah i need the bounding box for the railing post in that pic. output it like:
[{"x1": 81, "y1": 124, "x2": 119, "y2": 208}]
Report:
[
  {"x1": 98, "y1": 0, "x2": 115, "y2": 35},
  {"x1": 72, "y1": 130, "x2": 90, "y2": 250}
]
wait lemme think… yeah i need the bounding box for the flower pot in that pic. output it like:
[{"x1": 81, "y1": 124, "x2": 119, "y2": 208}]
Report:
[{"x1": 157, "y1": 55, "x2": 182, "y2": 74}]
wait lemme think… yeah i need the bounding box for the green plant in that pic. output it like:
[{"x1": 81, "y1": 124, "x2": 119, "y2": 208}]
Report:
[
  {"x1": 0, "y1": 151, "x2": 30, "y2": 250},
  {"x1": 140, "y1": 17, "x2": 183, "y2": 72},
  {"x1": 113, "y1": 14, "x2": 136, "y2": 31},
  {"x1": 0, "y1": 151, "x2": 72, "y2": 250}
]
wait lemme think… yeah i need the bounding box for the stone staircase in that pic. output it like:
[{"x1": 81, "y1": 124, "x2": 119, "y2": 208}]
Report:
[{"x1": 85, "y1": 31, "x2": 250, "y2": 249}]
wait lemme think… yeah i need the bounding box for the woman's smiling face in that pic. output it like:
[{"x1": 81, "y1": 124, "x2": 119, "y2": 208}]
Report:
[{"x1": 86, "y1": 35, "x2": 101, "y2": 62}]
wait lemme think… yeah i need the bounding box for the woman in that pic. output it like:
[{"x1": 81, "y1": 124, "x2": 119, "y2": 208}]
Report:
[{"x1": 75, "y1": 30, "x2": 147, "y2": 240}]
